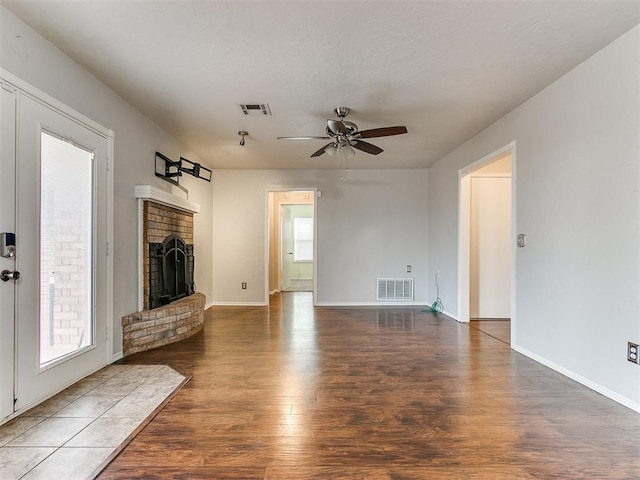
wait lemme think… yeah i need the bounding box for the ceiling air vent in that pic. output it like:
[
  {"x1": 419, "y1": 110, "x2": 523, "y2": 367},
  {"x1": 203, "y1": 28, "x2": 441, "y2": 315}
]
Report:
[
  {"x1": 239, "y1": 103, "x2": 271, "y2": 116},
  {"x1": 377, "y1": 278, "x2": 414, "y2": 301}
]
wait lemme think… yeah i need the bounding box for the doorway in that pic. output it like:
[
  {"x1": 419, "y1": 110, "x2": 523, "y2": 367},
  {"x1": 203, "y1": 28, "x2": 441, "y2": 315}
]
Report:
[
  {"x1": 0, "y1": 73, "x2": 113, "y2": 424},
  {"x1": 281, "y1": 204, "x2": 314, "y2": 292},
  {"x1": 458, "y1": 143, "x2": 515, "y2": 343},
  {"x1": 267, "y1": 190, "x2": 316, "y2": 299}
]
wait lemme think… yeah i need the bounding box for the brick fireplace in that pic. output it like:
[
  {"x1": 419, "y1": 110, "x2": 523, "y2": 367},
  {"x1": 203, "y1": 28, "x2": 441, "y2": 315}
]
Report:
[{"x1": 121, "y1": 186, "x2": 205, "y2": 356}]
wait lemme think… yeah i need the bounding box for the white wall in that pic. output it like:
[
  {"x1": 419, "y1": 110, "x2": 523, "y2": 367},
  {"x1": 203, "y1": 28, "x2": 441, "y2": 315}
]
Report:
[
  {"x1": 428, "y1": 25, "x2": 640, "y2": 409},
  {"x1": 212, "y1": 169, "x2": 428, "y2": 305},
  {"x1": 0, "y1": 7, "x2": 214, "y2": 359}
]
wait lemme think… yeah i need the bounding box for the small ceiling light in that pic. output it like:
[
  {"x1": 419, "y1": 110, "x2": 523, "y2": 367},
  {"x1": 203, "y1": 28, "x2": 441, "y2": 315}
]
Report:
[{"x1": 238, "y1": 131, "x2": 248, "y2": 146}]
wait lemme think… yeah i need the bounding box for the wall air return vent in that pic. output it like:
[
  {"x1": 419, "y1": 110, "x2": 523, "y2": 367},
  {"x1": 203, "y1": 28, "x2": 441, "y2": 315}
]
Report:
[
  {"x1": 377, "y1": 278, "x2": 414, "y2": 301},
  {"x1": 239, "y1": 103, "x2": 272, "y2": 116}
]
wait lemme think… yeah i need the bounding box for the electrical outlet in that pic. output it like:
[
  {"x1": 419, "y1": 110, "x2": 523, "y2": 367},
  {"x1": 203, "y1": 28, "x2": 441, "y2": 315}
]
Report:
[
  {"x1": 628, "y1": 342, "x2": 639, "y2": 364},
  {"x1": 241, "y1": 282, "x2": 247, "y2": 290},
  {"x1": 406, "y1": 265, "x2": 411, "y2": 273}
]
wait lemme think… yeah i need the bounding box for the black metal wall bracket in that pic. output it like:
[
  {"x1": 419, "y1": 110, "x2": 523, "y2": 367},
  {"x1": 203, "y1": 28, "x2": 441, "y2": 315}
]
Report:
[{"x1": 155, "y1": 151, "x2": 212, "y2": 186}]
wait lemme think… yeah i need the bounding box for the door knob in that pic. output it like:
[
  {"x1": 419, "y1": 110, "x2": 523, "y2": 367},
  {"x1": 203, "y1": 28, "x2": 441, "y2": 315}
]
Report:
[{"x1": 1, "y1": 270, "x2": 20, "y2": 282}]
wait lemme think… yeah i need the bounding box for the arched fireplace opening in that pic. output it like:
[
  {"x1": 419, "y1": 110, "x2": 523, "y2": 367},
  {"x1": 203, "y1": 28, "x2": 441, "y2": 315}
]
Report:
[{"x1": 149, "y1": 234, "x2": 195, "y2": 309}]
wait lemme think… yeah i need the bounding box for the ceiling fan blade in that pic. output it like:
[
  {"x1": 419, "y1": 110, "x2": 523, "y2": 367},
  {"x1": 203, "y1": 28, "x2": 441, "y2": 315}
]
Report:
[
  {"x1": 351, "y1": 140, "x2": 384, "y2": 155},
  {"x1": 277, "y1": 136, "x2": 331, "y2": 140},
  {"x1": 327, "y1": 119, "x2": 346, "y2": 135},
  {"x1": 310, "y1": 143, "x2": 333, "y2": 157},
  {"x1": 355, "y1": 126, "x2": 408, "y2": 139}
]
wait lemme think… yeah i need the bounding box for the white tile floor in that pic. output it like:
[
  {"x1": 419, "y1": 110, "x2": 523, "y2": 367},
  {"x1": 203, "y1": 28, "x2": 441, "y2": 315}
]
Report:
[{"x1": 0, "y1": 364, "x2": 187, "y2": 480}]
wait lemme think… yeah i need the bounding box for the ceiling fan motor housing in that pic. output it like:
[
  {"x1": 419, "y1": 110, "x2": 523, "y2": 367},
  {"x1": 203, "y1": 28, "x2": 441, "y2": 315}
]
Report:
[
  {"x1": 334, "y1": 106, "x2": 351, "y2": 119},
  {"x1": 326, "y1": 121, "x2": 358, "y2": 138}
]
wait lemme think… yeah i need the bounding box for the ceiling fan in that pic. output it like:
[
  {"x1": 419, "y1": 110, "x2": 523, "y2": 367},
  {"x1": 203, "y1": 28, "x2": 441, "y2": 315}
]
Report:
[{"x1": 277, "y1": 107, "x2": 408, "y2": 158}]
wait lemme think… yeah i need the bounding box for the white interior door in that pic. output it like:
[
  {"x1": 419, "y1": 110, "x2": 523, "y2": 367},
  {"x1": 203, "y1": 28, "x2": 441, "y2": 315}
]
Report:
[
  {"x1": 470, "y1": 176, "x2": 512, "y2": 318},
  {"x1": 0, "y1": 85, "x2": 17, "y2": 420},
  {"x1": 11, "y1": 92, "x2": 110, "y2": 413},
  {"x1": 280, "y1": 205, "x2": 293, "y2": 291}
]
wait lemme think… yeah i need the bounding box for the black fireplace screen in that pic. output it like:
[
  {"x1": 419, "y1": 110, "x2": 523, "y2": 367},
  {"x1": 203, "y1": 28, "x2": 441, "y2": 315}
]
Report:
[{"x1": 149, "y1": 234, "x2": 195, "y2": 309}]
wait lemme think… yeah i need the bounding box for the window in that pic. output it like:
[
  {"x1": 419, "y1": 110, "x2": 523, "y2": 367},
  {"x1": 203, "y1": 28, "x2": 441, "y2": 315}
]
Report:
[
  {"x1": 39, "y1": 130, "x2": 94, "y2": 365},
  {"x1": 293, "y1": 217, "x2": 313, "y2": 262}
]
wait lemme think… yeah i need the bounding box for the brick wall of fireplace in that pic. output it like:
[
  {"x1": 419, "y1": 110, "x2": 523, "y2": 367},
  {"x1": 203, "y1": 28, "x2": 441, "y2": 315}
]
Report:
[{"x1": 143, "y1": 201, "x2": 193, "y2": 310}]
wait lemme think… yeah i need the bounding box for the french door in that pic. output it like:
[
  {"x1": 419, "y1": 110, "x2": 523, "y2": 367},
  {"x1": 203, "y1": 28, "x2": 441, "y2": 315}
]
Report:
[
  {"x1": 0, "y1": 74, "x2": 113, "y2": 422},
  {"x1": 0, "y1": 84, "x2": 17, "y2": 420}
]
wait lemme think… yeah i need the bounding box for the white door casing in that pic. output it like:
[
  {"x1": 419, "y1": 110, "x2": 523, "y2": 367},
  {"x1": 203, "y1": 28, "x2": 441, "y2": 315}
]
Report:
[{"x1": 457, "y1": 142, "x2": 515, "y2": 324}]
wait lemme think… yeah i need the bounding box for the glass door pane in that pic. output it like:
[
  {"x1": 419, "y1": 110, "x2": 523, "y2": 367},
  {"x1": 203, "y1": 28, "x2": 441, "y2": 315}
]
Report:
[{"x1": 39, "y1": 131, "x2": 94, "y2": 366}]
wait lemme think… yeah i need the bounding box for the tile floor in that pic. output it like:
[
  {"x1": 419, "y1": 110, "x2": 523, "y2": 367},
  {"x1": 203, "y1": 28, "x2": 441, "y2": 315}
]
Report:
[{"x1": 0, "y1": 364, "x2": 187, "y2": 480}]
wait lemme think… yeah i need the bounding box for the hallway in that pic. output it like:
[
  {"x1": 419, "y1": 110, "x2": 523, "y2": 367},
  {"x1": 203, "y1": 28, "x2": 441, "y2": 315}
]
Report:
[{"x1": 102, "y1": 293, "x2": 639, "y2": 478}]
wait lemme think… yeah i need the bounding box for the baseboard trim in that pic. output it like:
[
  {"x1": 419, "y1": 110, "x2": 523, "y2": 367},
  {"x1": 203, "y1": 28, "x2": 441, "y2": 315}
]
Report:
[
  {"x1": 315, "y1": 302, "x2": 429, "y2": 307},
  {"x1": 205, "y1": 301, "x2": 215, "y2": 310},
  {"x1": 210, "y1": 301, "x2": 268, "y2": 307},
  {"x1": 442, "y1": 310, "x2": 459, "y2": 321},
  {"x1": 512, "y1": 343, "x2": 640, "y2": 413}
]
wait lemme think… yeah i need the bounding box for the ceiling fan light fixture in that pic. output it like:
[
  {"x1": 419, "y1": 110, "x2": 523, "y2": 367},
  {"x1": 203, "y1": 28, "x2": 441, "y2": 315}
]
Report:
[
  {"x1": 324, "y1": 143, "x2": 338, "y2": 156},
  {"x1": 338, "y1": 141, "x2": 355, "y2": 159}
]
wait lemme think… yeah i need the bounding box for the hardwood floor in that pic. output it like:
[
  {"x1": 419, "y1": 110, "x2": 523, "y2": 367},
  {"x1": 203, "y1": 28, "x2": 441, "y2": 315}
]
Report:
[
  {"x1": 469, "y1": 319, "x2": 511, "y2": 345},
  {"x1": 100, "y1": 292, "x2": 640, "y2": 479}
]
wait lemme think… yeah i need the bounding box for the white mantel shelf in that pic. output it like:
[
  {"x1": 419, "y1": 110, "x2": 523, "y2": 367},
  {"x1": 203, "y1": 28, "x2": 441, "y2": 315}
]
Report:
[{"x1": 134, "y1": 185, "x2": 200, "y2": 213}]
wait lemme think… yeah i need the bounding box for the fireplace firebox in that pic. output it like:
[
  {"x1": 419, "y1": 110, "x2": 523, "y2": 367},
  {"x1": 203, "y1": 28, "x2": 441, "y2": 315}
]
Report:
[{"x1": 149, "y1": 234, "x2": 195, "y2": 309}]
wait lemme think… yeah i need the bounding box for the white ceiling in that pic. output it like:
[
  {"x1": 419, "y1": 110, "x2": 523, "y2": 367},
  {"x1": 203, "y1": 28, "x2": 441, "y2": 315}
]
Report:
[{"x1": 3, "y1": 1, "x2": 639, "y2": 170}]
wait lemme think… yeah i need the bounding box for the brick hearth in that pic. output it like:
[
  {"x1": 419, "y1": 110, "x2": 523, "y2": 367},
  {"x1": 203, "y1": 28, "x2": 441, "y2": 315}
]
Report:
[{"x1": 122, "y1": 292, "x2": 205, "y2": 355}]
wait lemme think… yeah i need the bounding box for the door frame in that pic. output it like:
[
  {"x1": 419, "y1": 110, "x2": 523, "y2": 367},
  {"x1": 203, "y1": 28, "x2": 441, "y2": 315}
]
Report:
[
  {"x1": 457, "y1": 142, "x2": 516, "y2": 342},
  {"x1": 0, "y1": 69, "x2": 114, "y2": 423},
  {"x1": 265, "y1": 188, "x2": 317, "y2": 305}
]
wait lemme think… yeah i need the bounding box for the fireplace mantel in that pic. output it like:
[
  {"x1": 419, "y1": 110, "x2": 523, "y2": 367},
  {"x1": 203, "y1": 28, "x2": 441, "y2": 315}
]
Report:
[{"x1": 134, "y1": 185, "x2": 200, "y2": 213}]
